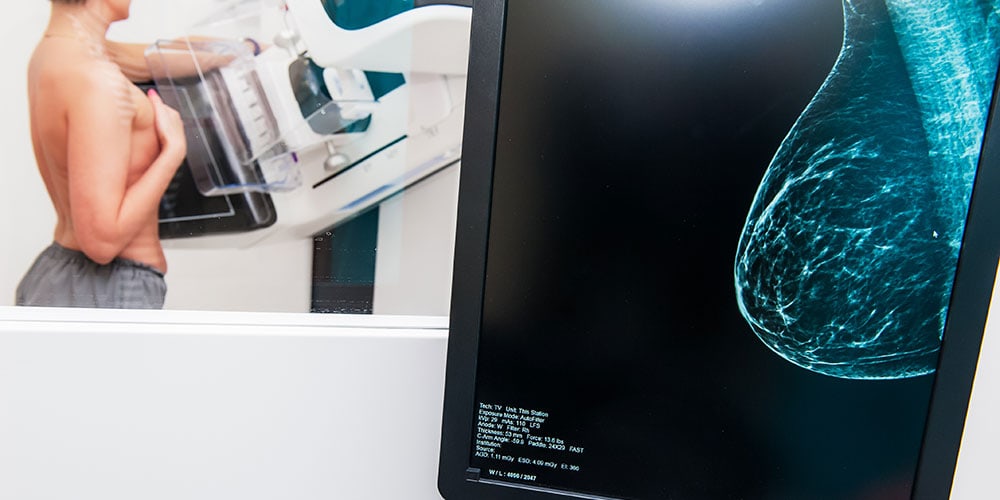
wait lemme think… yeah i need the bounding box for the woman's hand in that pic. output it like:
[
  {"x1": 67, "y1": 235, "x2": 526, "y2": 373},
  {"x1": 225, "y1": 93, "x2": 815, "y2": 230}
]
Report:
[{"x1": 147, "y1": 88, "x2": 187, "y2": 167}]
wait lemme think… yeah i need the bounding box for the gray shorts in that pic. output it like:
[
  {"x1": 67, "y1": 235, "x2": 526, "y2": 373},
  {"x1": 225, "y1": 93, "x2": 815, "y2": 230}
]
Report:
[{"x1": 16, "y1": 243, "x2": 167, "y2": 309}]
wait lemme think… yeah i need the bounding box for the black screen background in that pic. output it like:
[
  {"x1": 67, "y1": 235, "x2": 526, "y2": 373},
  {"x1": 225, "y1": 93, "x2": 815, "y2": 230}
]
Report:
[{"x1": 471, "y1": 1, "x2": 937, "y2": 499}]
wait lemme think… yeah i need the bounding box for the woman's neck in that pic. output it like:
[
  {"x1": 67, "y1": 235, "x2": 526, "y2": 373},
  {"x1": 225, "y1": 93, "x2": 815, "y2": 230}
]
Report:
[{"x1": 46, "y1": 3, "x2": 113, "y2": 42}]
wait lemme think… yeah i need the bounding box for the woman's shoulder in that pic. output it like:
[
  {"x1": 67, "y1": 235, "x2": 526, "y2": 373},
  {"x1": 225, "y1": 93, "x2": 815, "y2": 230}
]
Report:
[{"x1": 31, "y1": 40, "x2": 126, "y2": 92}]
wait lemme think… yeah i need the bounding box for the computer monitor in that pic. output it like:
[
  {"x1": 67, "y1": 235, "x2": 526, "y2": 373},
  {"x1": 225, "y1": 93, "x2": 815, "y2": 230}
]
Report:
[{"x1": 439, "y1": 1, "x2": 1000, "y2": 498}]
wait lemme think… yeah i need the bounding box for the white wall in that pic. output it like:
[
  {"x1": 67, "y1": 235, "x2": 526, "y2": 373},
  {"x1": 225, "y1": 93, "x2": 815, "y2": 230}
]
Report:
[
  {"x1": 951, "y1": 265, "x2": 1000, "y2": 499},
  {"x1": 0, "y1": 5, "x2": 56, "y2": 305}
]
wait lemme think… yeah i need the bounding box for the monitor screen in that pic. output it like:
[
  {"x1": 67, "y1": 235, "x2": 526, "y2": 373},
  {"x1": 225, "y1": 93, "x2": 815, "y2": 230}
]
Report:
[{"x1": 439, "y1": 0, "x2": 1000, "y2": 499}]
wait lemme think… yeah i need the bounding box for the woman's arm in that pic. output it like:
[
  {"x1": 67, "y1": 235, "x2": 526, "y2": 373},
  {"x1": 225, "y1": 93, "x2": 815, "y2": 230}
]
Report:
[
  {"x1": 66, "y1": 71, "x2": 186, "y2": 264},
  {"x1": 103, "y1": 40, "x2": 149, "y2": 81},
  {"x1": 106, "y1": 37, "x2": 260, "y2": 82}
]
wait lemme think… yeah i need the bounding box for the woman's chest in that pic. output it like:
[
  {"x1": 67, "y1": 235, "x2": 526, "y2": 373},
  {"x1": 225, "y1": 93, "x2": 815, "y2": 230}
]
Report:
[
  {"x1": 129, "y1": 83, "x2": 155, "y2": 130},
  {"x1": 125, "y1": 84, "x2": 163, "y2": 181}
]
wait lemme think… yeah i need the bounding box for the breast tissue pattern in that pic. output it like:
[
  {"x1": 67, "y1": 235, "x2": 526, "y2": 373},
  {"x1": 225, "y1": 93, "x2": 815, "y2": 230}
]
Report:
[{"x1": 734, "y1": 0, "x2": 1000, "y2": 380}]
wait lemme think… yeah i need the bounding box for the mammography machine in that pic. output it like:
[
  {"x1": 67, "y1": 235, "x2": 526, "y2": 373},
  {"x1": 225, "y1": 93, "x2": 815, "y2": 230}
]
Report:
[{"x1": 146, "y1": 0, "x2": 472, "y2": 313}]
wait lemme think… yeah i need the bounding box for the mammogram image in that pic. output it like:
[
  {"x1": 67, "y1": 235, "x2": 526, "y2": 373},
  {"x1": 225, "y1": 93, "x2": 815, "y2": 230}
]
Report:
[{"x1": 735, "y1": 0, "x2": 1000, "y2": 379}]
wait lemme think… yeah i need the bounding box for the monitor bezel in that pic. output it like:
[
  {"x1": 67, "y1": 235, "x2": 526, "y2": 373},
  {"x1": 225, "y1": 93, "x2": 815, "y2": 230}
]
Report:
[
  {"x1": 438, "y1": 1, "x2": 1000, "y2": 498},
  {"x1": 438, "y1": 0, "x2": 511, "y2": 498}
]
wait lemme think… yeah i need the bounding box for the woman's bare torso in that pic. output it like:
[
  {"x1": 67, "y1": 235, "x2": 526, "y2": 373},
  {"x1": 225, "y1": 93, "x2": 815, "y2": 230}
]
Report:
[{"x1": 27, "y1": 38, "x2": 167, "y2": 273}]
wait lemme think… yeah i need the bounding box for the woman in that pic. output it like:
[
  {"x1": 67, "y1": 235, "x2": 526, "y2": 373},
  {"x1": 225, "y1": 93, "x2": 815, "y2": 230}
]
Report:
[{"x1": 17, "y1": 0, "x2": 187, "y2": 308}]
